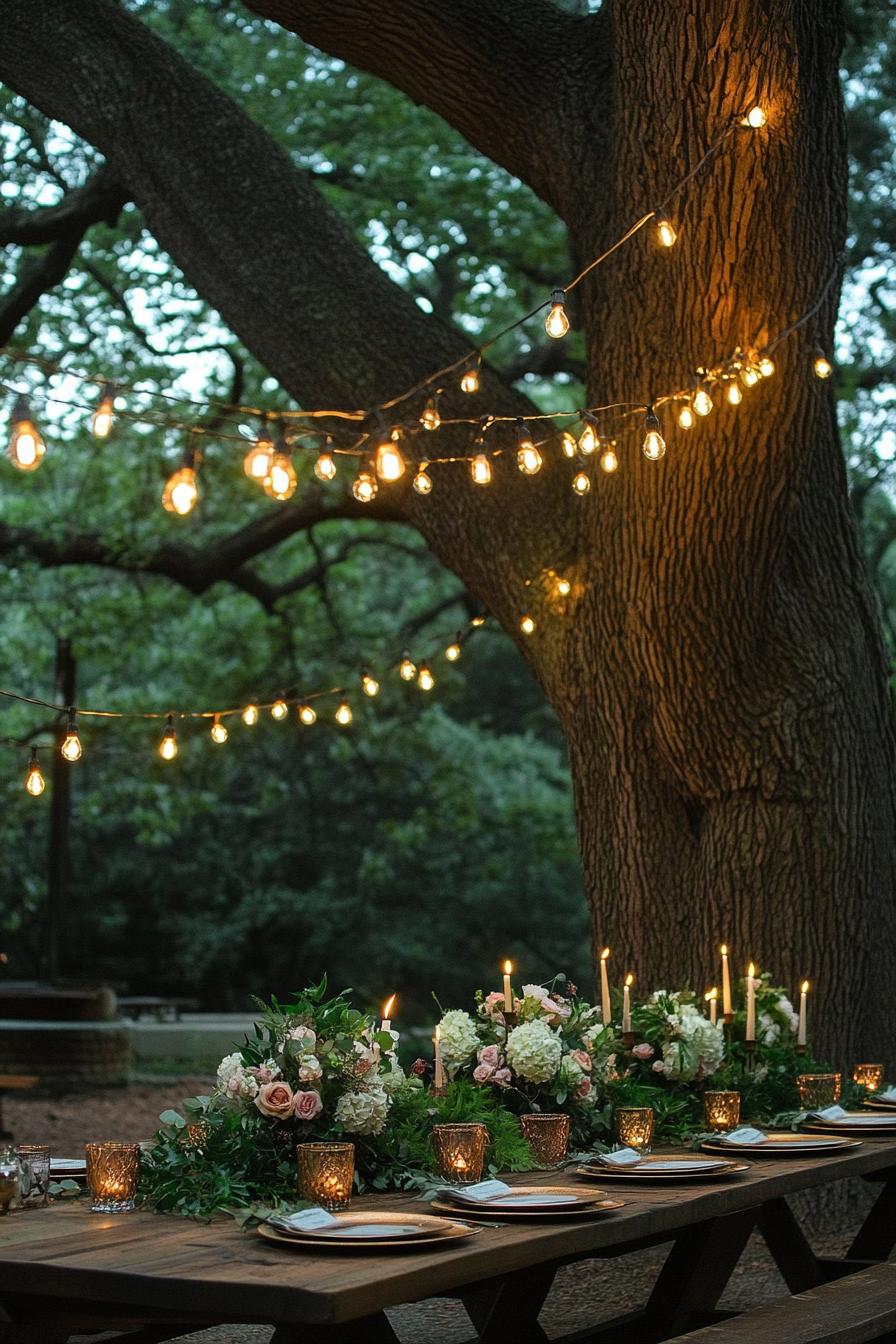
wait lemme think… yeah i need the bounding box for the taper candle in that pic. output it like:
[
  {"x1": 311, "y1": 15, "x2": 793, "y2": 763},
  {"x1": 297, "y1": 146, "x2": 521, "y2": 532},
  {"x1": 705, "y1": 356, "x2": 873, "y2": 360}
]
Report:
[
  {"x1": 797, "y1": 980, "x2": 809, "y2": 1047},
  {"x1": 705, "y1": 987, "x2": 718, "y2": 1026},
  {"x1": 381, "y1": 994, "x2": 396, "y2": 1034},
  {"x1": 600, "y1": 947, "x2": 611, "y2": 1026},
  {"x1": 434, "y1": 1024, "x2": 446, "y2": 1088},
  {"x1": 745, "y1": 963, "x2": 757, "y2": 1042},
  {"x1": 721, "y1": 944, "x2": 732, "y2": 1017},
  {"x1": 622, "y1": 973, "x2": 633, "y2": 1034},
  {"x1": 502, "y1": 960, "x2": 513, "y2": 1012}
]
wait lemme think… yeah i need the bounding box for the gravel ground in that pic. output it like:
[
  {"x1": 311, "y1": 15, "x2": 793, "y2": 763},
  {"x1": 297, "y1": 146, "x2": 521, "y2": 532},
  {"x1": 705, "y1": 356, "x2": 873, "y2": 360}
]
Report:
[{"x1": 4, "y1": 1080, "x2": 876, "y2": 1343}]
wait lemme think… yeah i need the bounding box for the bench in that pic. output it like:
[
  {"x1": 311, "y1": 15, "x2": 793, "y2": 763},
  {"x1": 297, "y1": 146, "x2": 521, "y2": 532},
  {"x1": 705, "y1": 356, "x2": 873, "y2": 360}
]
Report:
[
  {"x1": 117, "y1": 996, "x2": 198, "y2": 1022},
  {"x1": 667, "y1": 1261, "x2": 896, "y2": 1344},
  {"x1": 0, "y1": 1074, "x2": 38, "y2": 1140}
]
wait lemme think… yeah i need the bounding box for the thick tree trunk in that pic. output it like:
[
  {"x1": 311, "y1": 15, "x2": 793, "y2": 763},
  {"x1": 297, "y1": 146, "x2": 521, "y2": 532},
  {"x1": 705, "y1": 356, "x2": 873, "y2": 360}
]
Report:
[{"x1": 2, "y1": 0, "x2": 894, "y2": 1064}]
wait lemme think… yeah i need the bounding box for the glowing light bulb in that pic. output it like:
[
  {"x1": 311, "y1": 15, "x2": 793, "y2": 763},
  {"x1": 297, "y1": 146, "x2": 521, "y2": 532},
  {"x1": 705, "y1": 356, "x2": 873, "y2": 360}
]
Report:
[
  {"x1": 693, "y1": 386, "x2": 713, "y2": 417},
  {"x1": 544, "y1": 288, "x2": 569, "y2": 339},
  {"x1": 271, "y1": 699, "x2": 288, "y2": 721},
  {"x1": 578, "y1": 418, "x2": 597, "y2": 455},
  {"x1": 162, "y1": 452, "x2": 200, "y2": 516},
  {"x1": 460, "y1": 364, "x2": 480, "y2": 394},
  {"x1": 642, "y1": 406, "x2": 666, "y2": 461},
  {"x1": 419, "y1": 398, "x2": 441, "y2": 432},
  {"x1": 375, "y1": 439, "x2": 405, "y2": 481},
  {"x1": 210, "y1": 714, "x2": 228, "y2": 744},
  {"x1": 361, "y1": 669, "x2": 380, "y2": 697},
  {"x1": 470, "y1": 614, "x2": 486, "y2": 627},
  {"x1": 470, "y1": 453, "x2": 492, "y2": 485},
  {"x1": 758, "y1": 355, "x2": 775, "y2": 378},
  {"x1": 655, "y1": 209, "x2": 677, "y2": 247},
  {"x1": 159, "y1": 716, "x2": 178, "y2": 761},
  {"x1": 7, "y1": 398, "x2": 46, "y2": 471},
  {"x1": 298, "y1": 703, "x2": 317, "y2": 726},
  {"x1": 600, "y1": 444, "x2": 619, "y2": 473},
  {"x1": 413, "y1": 462, "x2": 433, "y2": 495},
  {"x1": 572, "y1": 470, "x2": 591, "y2": 495},
  {"x1": 517, "y1": 442, "x2": 543, "y2": 475},
  {"x1": 519, "y1": 615, "x2": 536, "y2": 635},
  {"x1": 61, "y1": 711, "x2": 82, "y2": 763},
  {"x1": 241, "y1": 703, "x2": 259, "y2": 726},
  {"x1": 445, "y1": 638, "x2": 462, "y2": 662},
  {"x1": 399, "y1": 651, "x2": 416, "y2": 681},
  {"x1": 678, "y1": 403, "x2": 695, "y2": 430},
  {"x1": 335, "y1": 698, "x2": 353, "y2": 726},
  {"x1": 556, "y1": 577, "x2": 571, "y2": 596},
  {"x1": 244, "y1": 424, "x2": 274, "y2": 481},
  {"x1": 726, "y1": 381, "x2": 742, "y2": 406},
  {"x1": 92, "y1": 387, "x2": 115, "y2": 439},
  {"x1": 417, "y1": 664, "x2": 435, "y2": 691},
  {"x1": 25, "y1": 749, "x2": 45, "y2": 797},
  {"x1": 745, "y1": 105, "x2": 767, "y2": 128},
  {"x1": 741, "y1": 365, "x2": 760, "y2": 388},
  {"x1": 314, "y1": 450, "x2": 337, "y2": 481},
  {"x1": 263, "y1": 450, "x2": 297, "y2": 501},
  {"x1": 814, "y1": 353, "x2": 833, "y2": 379},
  {"x1": 353, "y1": 468, "x2": 378, "y2": 503},
  {"x1": 560, "y1": 430, "x2": 577, "y2": 459}
]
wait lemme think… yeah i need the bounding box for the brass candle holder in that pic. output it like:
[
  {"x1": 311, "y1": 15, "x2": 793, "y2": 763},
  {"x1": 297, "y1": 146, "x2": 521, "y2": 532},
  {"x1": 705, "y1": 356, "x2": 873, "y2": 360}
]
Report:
[
  {"x1": 432, "y1": 1123, "x2": 488, "y2": 1184},
  {"x1": 296, "y1": 1142, "x2": 355, "y2": 1211},
  {"x1": 614, "y1": 1106, "x2": 654, "y2": 1152},
  {"x1": 621, "y1": 1031, "x2": 637, "y2": 1050},
  {"x1": 520, "y1": 1113, "x2": 570, "y2": 1168},
  {"x1": 703, "y1": 1091, "x2": 741, "y2": 1133},
  {"x1": 796, "y1": 1073, "x2": 842, "y2": 1110},
  {"x1": 852, "y1": 1064, "x2": 885, "y2": 1093},
  {"x1": 85, "y1": 1142, "x2": 140, "y2": 1213}
]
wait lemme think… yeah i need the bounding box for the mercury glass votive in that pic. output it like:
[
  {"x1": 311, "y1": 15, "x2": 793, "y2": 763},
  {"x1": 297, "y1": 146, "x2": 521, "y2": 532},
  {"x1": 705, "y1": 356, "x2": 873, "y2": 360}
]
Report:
[
  {"x1": 852, "y1": 1064, "x2": 885, "y2": 1093},
  {"x1": 85, "y1": 1142, "x2": 140, "y2": 1213},
  {"x1": 16, "y1": 1145, "x2": 50, "y2": 1208},
  {"x1": 432, "y1": 1123, "x2": 488, "y2": 1184},
  {"x1": 796, "y1": 1073, "x2": 842, "y2": 1110},
  {"x1": 615, "y1": 1106, "x2": 655, "y2": 1153},
  {"x1": 296, "y1": 1142, "x2": 355, "y2": 1211},
  {"x1": 520, "y1": 1113, "x2": 570, "y2": 1167},
  {"x1": 703, "y1": 1091, "x2": 741, "y2": 1133}
]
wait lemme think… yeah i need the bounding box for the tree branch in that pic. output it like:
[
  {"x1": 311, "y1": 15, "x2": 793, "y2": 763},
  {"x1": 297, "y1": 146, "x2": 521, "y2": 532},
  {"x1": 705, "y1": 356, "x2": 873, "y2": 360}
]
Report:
[
  {"x1": 0, "y1": 161, "x2": 127, "y2": 245},
  {"x1": 0, "y1": 231, "x2": 84, "y2": 345}
]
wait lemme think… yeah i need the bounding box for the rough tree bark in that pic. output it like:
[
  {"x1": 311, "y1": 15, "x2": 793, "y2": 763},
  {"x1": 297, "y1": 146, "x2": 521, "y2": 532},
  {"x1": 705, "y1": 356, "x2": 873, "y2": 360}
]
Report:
[{"x1": 1, "y1": 0, "x2": 893, "y2": 1064}]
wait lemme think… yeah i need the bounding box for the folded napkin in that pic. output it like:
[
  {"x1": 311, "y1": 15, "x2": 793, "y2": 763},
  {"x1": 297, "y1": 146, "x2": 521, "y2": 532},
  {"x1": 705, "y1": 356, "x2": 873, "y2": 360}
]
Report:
[
  {"x1": 439, "y1": 1179, "x2": 512, "y2": 1203},
  {"x1": 276, "y1": 1207, "x2": 339, "y2": 1230},
  {"x1": 719, "y1": 1127, "x2": 767, "y2": 1145},
  {"x1": 596, "y1": 1148, "x2": 642, "y2": 1167},
  {"x1": 809, "y1": 1104, "x2": 849, "y2": 1122},
  {"x1": 878, "y1": 1086, "x2": 896, "y2": 1101}
]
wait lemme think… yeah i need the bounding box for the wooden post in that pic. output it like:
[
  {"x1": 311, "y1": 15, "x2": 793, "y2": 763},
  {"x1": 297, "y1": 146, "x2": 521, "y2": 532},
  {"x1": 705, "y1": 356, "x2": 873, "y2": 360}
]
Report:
[{"x1": 45, "y1": 637, "x2": 75, "y2": 984}]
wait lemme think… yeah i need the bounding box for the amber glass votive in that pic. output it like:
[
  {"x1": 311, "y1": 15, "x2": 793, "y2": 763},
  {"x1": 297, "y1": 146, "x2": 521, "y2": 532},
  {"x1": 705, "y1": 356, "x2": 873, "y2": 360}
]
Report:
[
  {"x1": 703, "y1": 1091, "x2": 741, "y2": 1133},
  {"x1": 85, "y1": 1142, "x2": 140, "y2": 1213},
  {"x1": 796, "y1": 1073, "x2": 842, "y2": 1109},
  {"x1": 296, "y1": 1142, "x2": 355, "y2": 1211},
  {"x1": 520, "y1": 1113, "x2": 570, "y2": 1167},
  {"x1": 615, "y1": 1107, "x2": 654, "y2": 1152},
  {"x1": 432, "y1": 1123, "x2": 488, "y2": 1184},
  {"x1": 852, "y1": 1064, "x2": 885, "y2": 1093}
]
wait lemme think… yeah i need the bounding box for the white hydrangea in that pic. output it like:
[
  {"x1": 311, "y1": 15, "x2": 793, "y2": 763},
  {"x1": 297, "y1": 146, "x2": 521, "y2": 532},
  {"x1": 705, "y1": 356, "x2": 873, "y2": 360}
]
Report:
[
  {"x1": 216, "y1": 1052, "x2": 259, "y2": 1101},
  {"x1": 380, "y1": 1060, "x2": 407, "y2": 1095},
  {"x1": 506, "y1": 1020, "x2": 563, "y2": 1083},
  {"x1": 334, "y1": 1081, "x2": 390, "y2": 1136},
  {"x1": 659, "y1": 1005, "x2": 725, "y2": 1081},
  {"x1": 758, "y1": 1011, "x2": 780, "y2": 1045},
  {"x1": 437, "y1": 1010, "x2": 481, "y2": 1066},
  {"x1": 558, "y1": 1054, "x2": 585, "y2": 1090},
  {"x1": 776, "y1": 994, "x2": 800, "y2": 1035},
  {"x1": 522, "y1": 983, "x2": 548, "y2": 999}
]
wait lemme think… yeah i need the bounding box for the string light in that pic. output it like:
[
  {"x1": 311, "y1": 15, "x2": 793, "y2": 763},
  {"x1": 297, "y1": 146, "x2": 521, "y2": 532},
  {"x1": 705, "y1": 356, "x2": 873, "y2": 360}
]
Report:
[
  {"x1": 314, "y1": 447, "x2": 337, "y2": 481},
  {"x1": 516, "y1": 420, "x2": 543, "y2": 475},
  {"x1": 758, "y1": 355, "x2": 775, "y2": 378},
  {"x1": 813, "y1": 350, "x2": 833, "y2": 379},
  {"x1": 600, "y1": 443, "x2": 619, "y2": 473},
  {"x1": 298, "y1": 702, "x2": 317, "y2": 725},
  {"x1": 61, "y1": 708, "x2": 82, "y2": 762},
  {"x1": 678, "y1": 402, "x2": 695, "y2": 429},
  {"x1": 470, "y1": 615, "x2": 486, "y2": 627},
  {"x1": 241, "y1": 703, "x2": 259, "y2": 726},
  {"x1": 417, "y1": 663, "x2": 435, "y2": 691},
  {"x1": 726, "y1": 380, "x2": 743, "y2": 406},
  {"x1": 335, "y1": 697, "x2": 353, "y2": 726},
  {"x1": 740, "y1": 363, "x2": 761, "y2": 388},
  {"x1": 271, "y1": 698, "x2": 288, "y2": 720},
  {"x1": 210, "y1": 714, "x2": 228, "y2": 744},
  {"x1": 744, "y1": 106, "x2": 767, "y2": 128},
  {"x1": 243, "y1": 420, "x2": 274, "y2": 482},
  {"x1": 544, "y1": 288, "x2": 570, "y2": 339},
  {"x1": 655, "y1": 208, "x2": 677, "y2": 248},
  {"x1": 24, "y1": 747, "x2": 45, "y2": 796},
  {"x1": 7, "y1": 396, "x2": 45, "y2": 471},
  {"x1": 693, "y1": 385, "x2": 713, "y2": 417},
  {"x1": 572, "y1": 469, "x2": 591, "y2": 495},
  {"x1": 445, "y1": 635, "x2": 462, "y2": 662},
  {"x1": 556, "y1": 577, "x2": 572, "y2": 596},
  {"x1": 159, "y1": 714, "x2": 178, "y2": 761},
  {"x1": 361, "y1": 668, "x2": 380, "y2": 697},
  {"x1": 460, "y1": 360, "x2": 480, "y2": 394},
  {"x1": 162, "y1": 446, "x2": 199, "y2": 515},
  {"x1": 374, "y1": 430, "x2": 406, "y2": 482},
  {"x1": 399, "y1": 651, "x2": 417, "y2": 681},
  {"x1": 352, "y1": 465, "x2": 379, "y2": 502},
  {"x1": 560, "y1": 430, "x2": 577, "y2": 459},
  {"x1": 92, "y1": 383, "x2": 115, "y2": 439},
  {"x1": 413, "y1": 461, "x2": 433, "y2": 495},
  {"x1": 642, "y1": 406, "x2": 666, "y2": 461},
  {"x1": 519, "y1": 615, "x2": 536, "y2": 635},
  {"x1": 578, "y1": 413, "x2": 598, "y2": 456},
  {"x1": 419, "y1": 396, "x2": 441, "y2": 432},
  {"x1": 263, "y1": 435, "x2": 297, "y2": 501},
  {"x1": 470, "y1": 452, "x2": 492, "y2": 486}
]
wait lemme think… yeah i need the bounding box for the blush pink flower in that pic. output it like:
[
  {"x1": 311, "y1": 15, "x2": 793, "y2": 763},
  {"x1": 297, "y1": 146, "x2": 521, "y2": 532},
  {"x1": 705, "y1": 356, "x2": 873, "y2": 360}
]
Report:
[
  {"x1": 541, "y1": 996, "x2": 572, "y2": 1024},
  {"x1": 473, "y1": 1063, "x2": 495, "y2": 1084},
  {"x1": 482, "y1": 991, "x2": 506, "y2": 1016},
  {"x1": 633, "y1": 1043, "x2": 655, "y2": 1060},
  {"x1": 294, "y1": 1089, "x2": 324, "y2": 1121},
  {"x1": 494, "y1": 1068, "x2": 512, "y2": 1088},
  {"x1": 254, "y1": 1081, "x2": 294, "y2": 1119},
  {"x1": 478, "y1": 1045, "x2": 501, "y2": 1068},
  {"x1": 570, "y1": 1049, "x2": 592, "y2": 1072},
  {"x1": 652, "y1": 1059, "x2": 666, "y2": 1073},
  {"x1": 578, "y1": 1078, "x2": 592, "y2": 1098}
]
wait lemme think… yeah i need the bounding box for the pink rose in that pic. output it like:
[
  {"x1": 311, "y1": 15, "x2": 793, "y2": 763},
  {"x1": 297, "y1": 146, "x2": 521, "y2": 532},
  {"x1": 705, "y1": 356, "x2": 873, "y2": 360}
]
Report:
[
  {"x1": 479, "y1": 1045, "x2": 501, "y2": 1068},
  {"x1": 570, "y1": 1049, "x2": 592, "y2": 1072},
  {"x1": 578, "y1": 1078, "x2": 592, "y2": 1098},
  {"x1": 494, "y1": 1068, "x2": 512, "y2": 1087},
  {"x1": 540, "y1": 996, "x2": 572, "y2": 1025},
  {"x1": 652, "y1": 1059, "x2": 666, "y2": 1073},
  {"x1": 633, "y1": 1043, "x2": 655, "y2": 1060},
  {"x1": 473, "y1": 1063, "x2": 495, "y2": 1084},
  {"x1": 255, "y1": 1081, "x2": 294, "y2": 1119},
  {"x1": 482, "y1": 991, "x2": 506, "y2": 1016},
  {"x1": 294, "y1": 1089, "x2": 324, "y2": 1121}
]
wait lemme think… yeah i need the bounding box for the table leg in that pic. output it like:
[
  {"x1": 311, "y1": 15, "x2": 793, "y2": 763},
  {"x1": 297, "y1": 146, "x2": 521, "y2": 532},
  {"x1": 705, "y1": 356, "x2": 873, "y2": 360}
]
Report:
[
  {"x1": 460, "y1": 1264, "x2": 556, "y2": 1343},
  {"x1": 270, "y1": 1312, "x2": 400, "y2": 1344},
  {"x1": 641, "y1": 1208, "x2": 756, "y2": 1335},
  {"x1": 848, "y1": 1171, "x2": 896, "y2": 1261},
  {"x1": 756, "y1": 1197, "x2": 824, "y2": 1291}
]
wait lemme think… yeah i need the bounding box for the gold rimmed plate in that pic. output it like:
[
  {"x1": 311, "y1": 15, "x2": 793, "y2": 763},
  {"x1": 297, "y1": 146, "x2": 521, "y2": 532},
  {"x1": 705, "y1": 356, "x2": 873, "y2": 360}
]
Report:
[
  {"x1": 268, "y1": 1211, "x2": 442, "y2": 1242},
  {"x1": 258, "y1": 1212, "x2": 479, "y2": 1252},
  {"x1": 865, "y1": 1097, "x2": 896, "y2": 1111},
  {"x1": 803, "y1": 1114, "x2": 896, "y2": 1135},
  {"x1": 435, "y1": 1184, "x2": 609, "y2": 1214},
  {"x1": 702, "y1": 1133, "x2": 861, "y2": 1156},
  {"x1": 430, "y1": 1189, "x2": 623, "y2": 1220},
  {"x1": 576, "y1": 1157, "x2": 749, "y2": 1182}
]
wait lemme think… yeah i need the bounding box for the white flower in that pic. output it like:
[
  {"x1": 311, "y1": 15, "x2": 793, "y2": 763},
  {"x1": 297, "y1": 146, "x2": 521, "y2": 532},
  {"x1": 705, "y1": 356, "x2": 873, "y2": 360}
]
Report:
[
  {"x1": 335, "y1": 1081, "x2": 390, "y2": 1135},
  {"x1": 298, "y1": 1055, "x2": 323, "y2": 1081},
  {"x1": 506, "y1": 1020, "x2": 563, "y2": 1083},
  {"x1": 758, "y1": 1011, "x2": 780, "y2": 1045},
  {"x1": 380, "y1": 1060, "x2": 406, "y2": 1095},
  {"x1": 660, "y1": 1009, "x2": 725, "y2": 1081},
  {"x1": 437, "y1": 1010, "x2": 480, "y2": 1066},
  {"x1": 558, "y1": 1054, "x2": 584, "y2": 1090},
  {"x1": 216, "y1": 1052, "x2": 258, "y2": 1101},
  {"x1": 775, "y1": 994, "x2": 800, "y2": 1035},
  {"x1": 522, "y1": 983, "x2": 548, "y2": 999}
]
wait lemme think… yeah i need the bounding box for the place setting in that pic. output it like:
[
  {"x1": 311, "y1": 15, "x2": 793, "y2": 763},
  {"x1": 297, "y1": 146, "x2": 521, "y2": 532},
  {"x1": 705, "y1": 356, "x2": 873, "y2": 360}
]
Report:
[
  {"x1": 259, "y1": 1208, "x2": 481, "y2": 1253},
  {"x1": 429, "y1": 1177, "x2": 623, "y2": 1222}
]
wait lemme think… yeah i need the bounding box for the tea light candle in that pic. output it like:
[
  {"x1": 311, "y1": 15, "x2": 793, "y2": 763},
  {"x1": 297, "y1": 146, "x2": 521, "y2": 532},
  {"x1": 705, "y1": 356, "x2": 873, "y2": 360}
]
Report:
[
  {"x1": 622, "y1": 973, "x2": 633, "y2": 1034},
  {"x1": 433, "y1": 1024, "x2": 446, "y2": 1089},
  {"x1": 600, "y1": 947, "x2": 611, "y2": 1025},
  {"x1": 502, "y1": 960, "x2": 513, "y2": 1012},
  {"x1": 705, "y1": 987, "x2": 718, "y2": 1026},
  {"x1": 745, "y1": 963, "x2": 757, "y2": 1042},
  {"x1": 721, "y1": 944, "x2": 732, "y2": 1017},
  {"x1": 797, "y1": 980, "x2": 809, "y2": 1046},
  {"x1": 381, "y1": 994, "x2": 396, "y2": 1033}
]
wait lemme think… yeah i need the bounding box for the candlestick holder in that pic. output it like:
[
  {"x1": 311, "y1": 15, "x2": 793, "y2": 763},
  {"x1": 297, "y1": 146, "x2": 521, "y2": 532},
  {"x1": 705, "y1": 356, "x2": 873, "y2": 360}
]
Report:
[
  {"x1": 743, "y1": 1041, "x2": 756, "y2": 1071},
  {"x1": 432, "y1": 1123, "x2": 488, "y2": 1185},
  {"x1": 429, "y1": 1082, "x2": 449, "y2": 1098},
  {"x1": 795, "y1": 1043, "x2": 808, "y2": 1055},
  {"x1": 723, "y1": 1012, "x2": 734, "y2": 1027},
  {"x1": 501, "y1": 1011, "x2": 518, "y2": 1031},
  {"x1": 296, "y1": 1142, "x2": 355, "y2": 1211},
  {"x1": 621, "y1": 1031, "x2": 637, "y2": 1050},
  {"x1": 852, "y1": 1064, "x2": 885, "y2": 1093}
]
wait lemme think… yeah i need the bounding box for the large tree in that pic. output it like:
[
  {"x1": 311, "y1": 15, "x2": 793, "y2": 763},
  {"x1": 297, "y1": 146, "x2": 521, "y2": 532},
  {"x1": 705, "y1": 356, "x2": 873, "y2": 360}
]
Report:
[{"x1": 1, "y1": 0, "x2": 894, "y2": 1062}]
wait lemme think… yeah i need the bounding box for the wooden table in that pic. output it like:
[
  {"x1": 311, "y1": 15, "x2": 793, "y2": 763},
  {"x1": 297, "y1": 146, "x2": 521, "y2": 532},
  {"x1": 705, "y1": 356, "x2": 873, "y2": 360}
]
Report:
[{"x1": 2, "y1": 1139, "x2": 896, "y2": 1344}]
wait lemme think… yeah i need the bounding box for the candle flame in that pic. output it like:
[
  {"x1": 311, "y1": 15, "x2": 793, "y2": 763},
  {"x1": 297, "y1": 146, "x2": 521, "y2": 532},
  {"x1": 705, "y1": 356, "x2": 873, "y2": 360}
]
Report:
[
  {"x1": 705, "y1": 987, "x2": 717, "y2": 1001},
  {"x1": 747, "y1": 962, "x2": 755, "y2": 977},
  {"x1": 801, "y1": 980, "x2": 810, "y2": 994},
  {"x1": 382, "y1": 994, "x2": 396, "y2": 1019},
  {"x1": 625, "y1": 972, "x2": 634, "y2": 988},
  {"x1": 720, "y1": 943, "x2": 728, "y2": 956},
  {"x1": 600, "y1": 947, "x2": 610, "y2": 960},
  {"x1": 503, "y1": 959, "x2": 512, "y2": 975}
]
